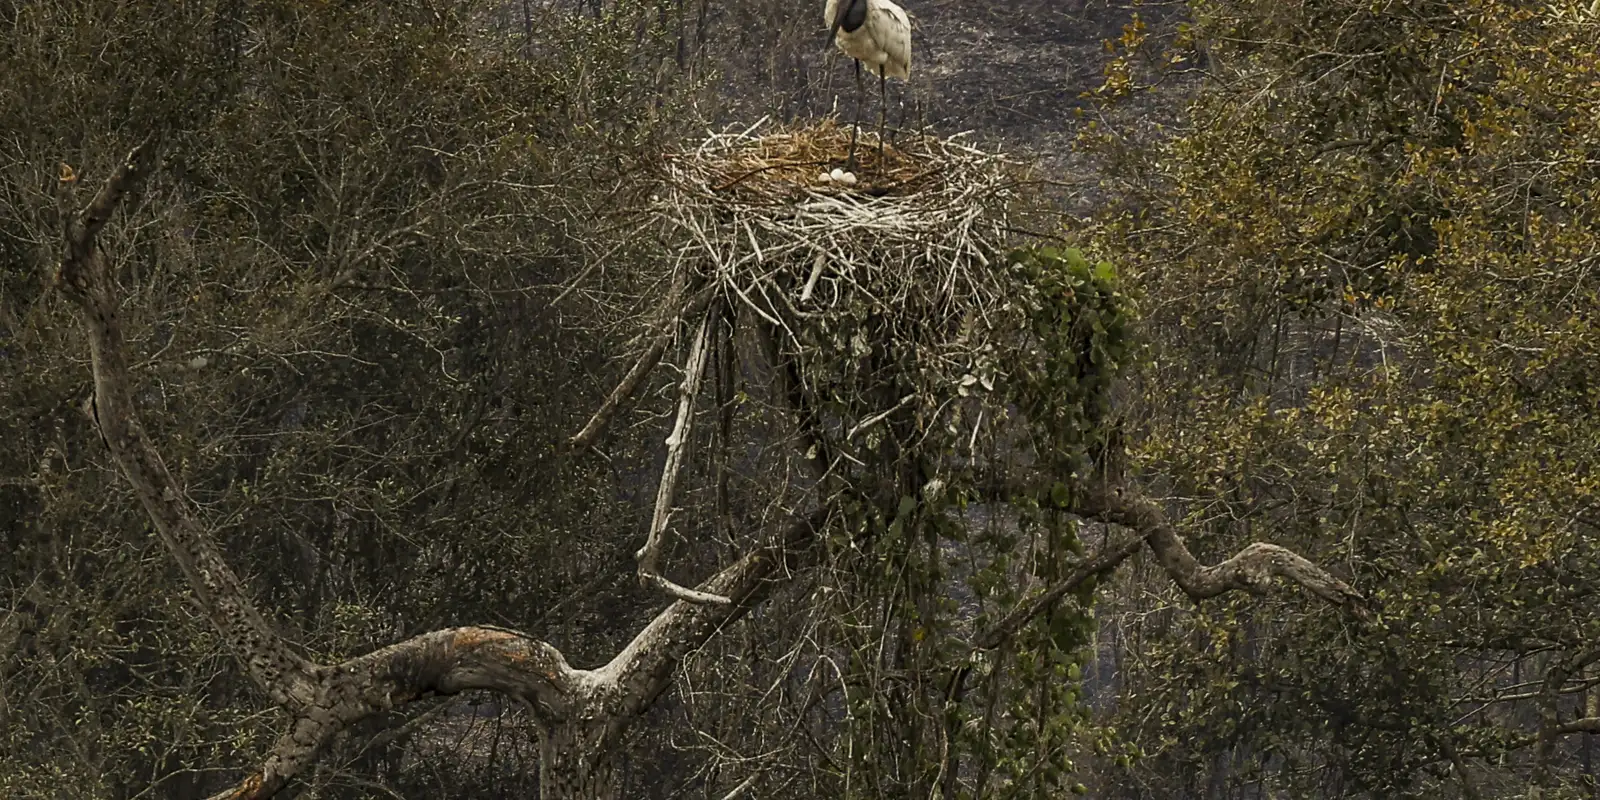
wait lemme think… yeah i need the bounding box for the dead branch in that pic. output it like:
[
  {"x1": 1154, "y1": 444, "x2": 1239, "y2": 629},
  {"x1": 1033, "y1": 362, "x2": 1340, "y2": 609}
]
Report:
[
  {"x1": 55, "y1": 139, "x2": 321, "y2": 710},
  {"x1": 206, "y1": 625, "x2": 581, "y2": 800},
  {"x1": 605, "y1": 509, "x2": 825, "y2": 719},
  {"x1": 637, "y1": 301, "x2": 731, "y2": 605},
  {"x1": 971, "y1": 527, "x2": 1149, "y2": 651},
  {"x1": 569, "y1": 281, "x2": 718, "y2": 450},
  {"x1": 58, "y1": 143, "x2": 813, "y2": 799}
]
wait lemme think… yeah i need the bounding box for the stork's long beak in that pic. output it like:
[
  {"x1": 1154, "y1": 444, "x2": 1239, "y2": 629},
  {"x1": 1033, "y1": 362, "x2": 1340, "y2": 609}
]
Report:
[{"x1": 827, "y1": 1, "x2": 849, "y2": 42}]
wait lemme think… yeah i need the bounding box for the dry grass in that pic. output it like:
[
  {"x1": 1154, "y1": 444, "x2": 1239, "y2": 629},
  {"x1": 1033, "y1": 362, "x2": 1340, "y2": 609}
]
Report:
[{"x1": 693, "y1": 117, "x2": 943, "y2": 199}]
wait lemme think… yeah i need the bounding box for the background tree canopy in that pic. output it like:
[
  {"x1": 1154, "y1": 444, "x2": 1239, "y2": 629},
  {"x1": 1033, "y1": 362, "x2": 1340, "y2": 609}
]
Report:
[
  {"x1": 1082, "y1": 0, "x2": 1600, "y2": 795},
  {"x1": 2, "y1": 0, "x2": 1597, "y2": 798}
]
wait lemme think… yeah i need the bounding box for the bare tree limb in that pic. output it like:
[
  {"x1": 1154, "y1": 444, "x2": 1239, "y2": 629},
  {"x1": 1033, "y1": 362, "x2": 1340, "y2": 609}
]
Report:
[
  {"x1": 194, "y1": 538, "x2": 820, "y2": 800},
  {"x1": 205, "y1": 625, "x2": 581, "y2": 800},
  {"x1": 56, "y1": 149, "x2": 832, "y2": 799},
  {"x1": 569, "y1": 281, "x2": 718, "y2": 450},
  {"x1": 644, "y1": 572, "x2": 736, "y2": 605},
  {"x1": 56, "y1": 143, "x2": 602, "y2": 799},
  {"x1": 971, "y1": 474, "x2": 1365, "y2": 614},
  {"x1": 636, "y1": 301, "x2": 730, "y2": 604},
  {"x1": 971, "y1": 526, "x2": 1148, "y2": 651},
  {"x1": 933, "y1": 481, "x2": 1363, "y2": 800},
  {"x1": 606, "y1": 509, "x2": 825, "y2": 719}
]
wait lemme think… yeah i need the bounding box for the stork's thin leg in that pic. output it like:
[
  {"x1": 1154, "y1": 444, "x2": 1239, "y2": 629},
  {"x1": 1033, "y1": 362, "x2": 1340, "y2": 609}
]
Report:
[
  {"x1": 878, "y1": 71, "x2": 888, "y2": 162},
  {"x1": 848, "y1": 59, "x2": 863, "y2": 171}
]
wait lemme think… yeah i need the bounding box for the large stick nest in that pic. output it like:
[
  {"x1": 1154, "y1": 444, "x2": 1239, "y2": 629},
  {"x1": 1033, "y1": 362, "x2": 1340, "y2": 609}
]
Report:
[{"x1": 653, "y1": 118, "x2": 1037, "y2": 401}]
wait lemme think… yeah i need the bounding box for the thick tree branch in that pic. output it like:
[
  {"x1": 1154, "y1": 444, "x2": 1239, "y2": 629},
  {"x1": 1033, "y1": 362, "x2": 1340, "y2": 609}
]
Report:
[
  {"x1": 605, "y1": 509, "x2": 824, "y2": 719},
  {"x1": 206, "y1": 625, "x2": 581, "y2": 800},
  {"x1": 935, "y1": 483, "x2": 1362, "y2": 793},
  {"x1": 55, "y1": 140, "x2": 320, "y2": 709},
  {"x1": 1076, "y1": 485, "x2": 1367, "y2": 613},
  {"x1": 196, "y1": 537, "x2": 814, "y2": 800},
  {"x1": 973, "y1": 473, "x2": 1365, "y2": 613}
]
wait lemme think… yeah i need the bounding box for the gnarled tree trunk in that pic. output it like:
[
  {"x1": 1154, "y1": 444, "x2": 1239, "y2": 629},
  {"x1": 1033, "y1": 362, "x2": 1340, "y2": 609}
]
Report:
[{"x1": 541, "y1": 719, "x2": 619, "y2": 800}]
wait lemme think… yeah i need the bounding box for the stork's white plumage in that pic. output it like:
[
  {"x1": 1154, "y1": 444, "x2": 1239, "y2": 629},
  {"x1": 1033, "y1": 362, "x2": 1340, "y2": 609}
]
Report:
[
  {"x1": 825, "y1": 0, "x2": 912, "y2": 169},
  {"x1": 825, "y1": 0, "x2": 911, "y2": 80}
]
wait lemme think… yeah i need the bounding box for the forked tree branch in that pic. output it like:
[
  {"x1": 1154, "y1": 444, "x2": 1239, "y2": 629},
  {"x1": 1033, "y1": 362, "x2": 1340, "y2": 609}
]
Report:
[
  {"x1": 53, "y1": 144, "x2": 575, "y2": 798},
  {"x1": 59, "y1": 144, "x2": 821, "y2": 800},
  {"x1": 606, "y1": 509, "x2": 825, "y2": 720},
  {"x1": 205, "y1": 536, "x2": 814, "y2": 800},
  {"x1": 936, "y1": 481, "x2": 1364, "y2": 797}
]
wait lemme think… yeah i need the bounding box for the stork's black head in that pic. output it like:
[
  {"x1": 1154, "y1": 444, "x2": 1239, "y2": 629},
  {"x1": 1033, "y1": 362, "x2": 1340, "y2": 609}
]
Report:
[{"x1": 830, "y1": 0, "x2": 869, "y2": 36}]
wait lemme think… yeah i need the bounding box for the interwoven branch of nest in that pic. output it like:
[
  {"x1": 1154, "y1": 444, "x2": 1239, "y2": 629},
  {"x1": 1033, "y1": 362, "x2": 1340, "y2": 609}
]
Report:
[{"x1": 653, "y1": 118, "x2": 1028, "y2": 341}]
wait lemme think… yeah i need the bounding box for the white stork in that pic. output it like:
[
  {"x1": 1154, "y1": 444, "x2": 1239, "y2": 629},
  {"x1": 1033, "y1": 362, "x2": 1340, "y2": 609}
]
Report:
[{"x1": 825, "y1": 0, "x2": 911, "y2": 169}]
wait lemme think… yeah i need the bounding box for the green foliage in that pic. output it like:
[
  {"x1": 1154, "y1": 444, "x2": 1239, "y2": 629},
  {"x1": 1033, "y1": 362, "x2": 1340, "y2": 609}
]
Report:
[
  {"x1": 786, "y1": 242, "x2": 1135, "y2": 797},
  {"x1": 1008, "y1": 245, "x2": 1134, "y2": 485},
  {"x1": 1079, "y1": 0, "x2": 1600, "y2": 794},
  {"x1": 966, "y1": 246, "x2": 1133, "y2": 798}
]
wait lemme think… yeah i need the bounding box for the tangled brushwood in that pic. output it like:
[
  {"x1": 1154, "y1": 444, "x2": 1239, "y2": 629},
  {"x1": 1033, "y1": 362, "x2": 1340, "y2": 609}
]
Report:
[
  {"x1": 648, "y1": 118, "x2": 1073, "y2": 441},
  {"x1": 659, "y1": 118, "x2": 1021, "y2": 313},
  {"x1": 606, "y1": 118, "x2": 1137, "y2": 503},
  {"x1": 596, "y1": 117, "x2": 1135, "y2": 608}
]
